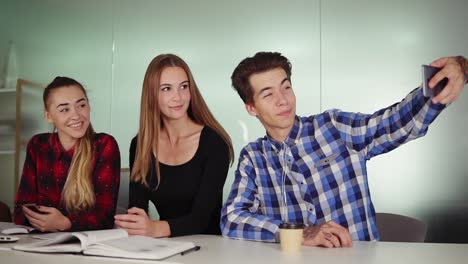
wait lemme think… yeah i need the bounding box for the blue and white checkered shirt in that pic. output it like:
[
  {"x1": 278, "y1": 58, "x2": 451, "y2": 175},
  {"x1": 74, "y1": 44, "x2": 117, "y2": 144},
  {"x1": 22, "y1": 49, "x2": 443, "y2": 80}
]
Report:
[{"x1": 221, "y1": 88, "x2": 445, "y2": 242}]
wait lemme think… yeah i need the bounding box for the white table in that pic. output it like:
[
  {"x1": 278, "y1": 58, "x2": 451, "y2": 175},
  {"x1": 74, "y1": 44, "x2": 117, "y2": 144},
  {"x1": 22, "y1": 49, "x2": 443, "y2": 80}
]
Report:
[{"x1": 1, "y1": 234, "x2": 467, "y2": 264}]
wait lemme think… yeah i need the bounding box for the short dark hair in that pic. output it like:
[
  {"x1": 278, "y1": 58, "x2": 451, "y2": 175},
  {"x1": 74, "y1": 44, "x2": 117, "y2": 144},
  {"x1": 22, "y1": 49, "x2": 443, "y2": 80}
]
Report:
[{"x1": 231, "y1": 52, "x2": 292, "y2": 104}]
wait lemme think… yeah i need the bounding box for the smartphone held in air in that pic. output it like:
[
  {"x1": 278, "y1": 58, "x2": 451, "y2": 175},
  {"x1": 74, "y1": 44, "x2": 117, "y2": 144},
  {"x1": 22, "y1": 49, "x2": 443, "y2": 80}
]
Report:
[{"x1": 422, "y1": 64, "x2": 448, "y2": 98}]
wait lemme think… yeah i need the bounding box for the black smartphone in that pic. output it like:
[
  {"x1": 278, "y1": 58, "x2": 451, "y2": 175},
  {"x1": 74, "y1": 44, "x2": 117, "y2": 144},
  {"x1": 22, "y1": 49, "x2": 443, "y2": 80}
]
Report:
[
  {"x1": 422, "y1": 64, "x2": 448, "y2": 98},
  {"x1": 23, "y1": 203, "x2": 43, "y2": 214}
]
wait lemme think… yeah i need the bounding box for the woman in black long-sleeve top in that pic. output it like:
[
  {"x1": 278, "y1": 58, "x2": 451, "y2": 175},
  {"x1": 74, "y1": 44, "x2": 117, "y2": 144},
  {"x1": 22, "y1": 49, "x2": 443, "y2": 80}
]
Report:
[{"x1": 114, "y1": 54, "x2": 234, "y2": 237}]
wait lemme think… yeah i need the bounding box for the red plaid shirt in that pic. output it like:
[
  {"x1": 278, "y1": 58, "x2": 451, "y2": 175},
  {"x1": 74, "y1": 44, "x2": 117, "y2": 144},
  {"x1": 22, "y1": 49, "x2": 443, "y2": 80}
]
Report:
[{"x1": 14, "y1": 133, "x2": 120, "y2": 231}]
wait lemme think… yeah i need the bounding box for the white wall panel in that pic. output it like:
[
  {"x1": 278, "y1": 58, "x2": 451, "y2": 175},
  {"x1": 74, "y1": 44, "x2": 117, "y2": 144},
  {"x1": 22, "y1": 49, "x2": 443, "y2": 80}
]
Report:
[
  {"x1": 321, "y1": 0, "x2": 468, "y2": 241},
  {"x1": 111, "y1": 0, "x2": 321, "y2": 201}
]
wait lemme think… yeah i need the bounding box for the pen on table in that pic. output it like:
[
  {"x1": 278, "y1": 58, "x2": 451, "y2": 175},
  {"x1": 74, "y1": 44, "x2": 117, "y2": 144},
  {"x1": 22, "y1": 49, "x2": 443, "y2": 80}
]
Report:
[{"x1": 180, "y1": 246, "x2": 201, "y2": 256}]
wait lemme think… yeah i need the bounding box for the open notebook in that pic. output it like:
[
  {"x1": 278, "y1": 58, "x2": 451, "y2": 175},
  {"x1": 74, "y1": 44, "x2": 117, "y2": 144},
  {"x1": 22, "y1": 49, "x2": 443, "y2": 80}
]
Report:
[{"x1": 13, "y1": 229, "x2": 198, "y2": 260}]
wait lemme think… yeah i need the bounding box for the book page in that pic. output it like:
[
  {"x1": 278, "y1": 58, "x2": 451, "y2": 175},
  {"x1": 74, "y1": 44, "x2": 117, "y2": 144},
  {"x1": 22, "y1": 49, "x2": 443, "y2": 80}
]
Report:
[
  {"x1": 13, "y1": 233, "x2": 82, "y2": 253},
  {"x1": 73, "y1": 229, "x2": 128, "y2": 248},
  {"x1": 84, "y1": 236, "x2": 197, "y2": 260},
  {"x1": 13, "y1": 229, "x2": 127, "y2": 253},
  {"x1": 32, "y1": 232, "x2": 65, "y2": 240}
]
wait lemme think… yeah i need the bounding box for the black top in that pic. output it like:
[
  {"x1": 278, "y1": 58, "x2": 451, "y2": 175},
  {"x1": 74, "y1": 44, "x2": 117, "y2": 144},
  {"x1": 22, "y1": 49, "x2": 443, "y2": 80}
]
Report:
[{"x1": 128, "y1": 126, "x2": 230, "y2": 237}]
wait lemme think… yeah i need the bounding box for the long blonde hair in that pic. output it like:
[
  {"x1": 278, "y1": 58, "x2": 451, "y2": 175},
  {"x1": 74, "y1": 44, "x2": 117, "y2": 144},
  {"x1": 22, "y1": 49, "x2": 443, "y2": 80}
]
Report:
[
  {"x1": 132, "y1": 54, "x2": 234, "y2": 187},
  {"x1": 43, "y1": 76, "x2": 95, "y2": 214}
]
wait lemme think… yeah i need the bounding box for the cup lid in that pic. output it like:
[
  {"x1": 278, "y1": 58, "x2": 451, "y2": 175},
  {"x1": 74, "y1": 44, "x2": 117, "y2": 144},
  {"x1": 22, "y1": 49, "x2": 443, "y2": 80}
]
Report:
[{"x1": 279, "y1": 222, "x2": 305, "y2": 229}]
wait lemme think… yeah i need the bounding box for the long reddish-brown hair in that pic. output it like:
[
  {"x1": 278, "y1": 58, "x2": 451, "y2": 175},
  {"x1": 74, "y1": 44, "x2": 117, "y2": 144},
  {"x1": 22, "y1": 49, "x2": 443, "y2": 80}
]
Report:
[{"x1": 132, "y1": 54, "x2": 234, "y2": 187}]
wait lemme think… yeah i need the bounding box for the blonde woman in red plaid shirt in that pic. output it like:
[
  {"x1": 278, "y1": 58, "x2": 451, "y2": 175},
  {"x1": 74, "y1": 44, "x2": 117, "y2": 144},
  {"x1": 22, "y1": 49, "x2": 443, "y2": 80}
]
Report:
[{"x1": 14, "y1": 77, "x2": 121, "y2": 232}]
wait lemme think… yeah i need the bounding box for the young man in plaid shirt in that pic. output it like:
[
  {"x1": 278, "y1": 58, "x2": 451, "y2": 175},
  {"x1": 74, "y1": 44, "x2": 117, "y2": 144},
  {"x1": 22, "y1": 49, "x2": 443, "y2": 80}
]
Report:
[{"x1": 221, "y1": 52, "x2": 467, "y2": 247}]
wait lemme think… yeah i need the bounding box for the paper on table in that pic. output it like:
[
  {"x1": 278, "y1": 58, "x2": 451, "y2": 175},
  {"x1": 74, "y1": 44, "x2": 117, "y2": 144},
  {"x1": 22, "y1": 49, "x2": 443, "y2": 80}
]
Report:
[{"x1": 0, "y1": 222, "x2": 35, "y2": 235}]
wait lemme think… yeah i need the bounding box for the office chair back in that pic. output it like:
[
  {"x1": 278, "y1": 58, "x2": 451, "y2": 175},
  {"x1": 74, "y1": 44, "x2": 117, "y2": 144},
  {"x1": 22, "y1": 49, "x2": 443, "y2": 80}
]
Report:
[
  {"x1": 0, "y1": 201, "x2": 12, "y2": 222},
  {"x1": 376, "y1": 212, "x2": 427, "y2": 242}
]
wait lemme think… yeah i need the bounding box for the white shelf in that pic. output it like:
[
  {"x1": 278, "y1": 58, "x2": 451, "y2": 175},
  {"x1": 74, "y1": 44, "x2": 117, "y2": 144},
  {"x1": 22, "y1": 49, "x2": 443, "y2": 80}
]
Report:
[
  {"x1": 0, "y1": 88, "x2": 16, "y2": 93},
  {"x1": 0, "y1": 149, "x2": 15, "y2": 155}
]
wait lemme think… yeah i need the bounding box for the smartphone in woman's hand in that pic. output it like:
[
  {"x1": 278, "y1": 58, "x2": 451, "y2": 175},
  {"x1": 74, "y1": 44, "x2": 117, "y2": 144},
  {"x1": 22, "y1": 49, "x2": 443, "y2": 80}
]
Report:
[{"x1": 23, "y1": 203, "x2": 44, "y2": 214}]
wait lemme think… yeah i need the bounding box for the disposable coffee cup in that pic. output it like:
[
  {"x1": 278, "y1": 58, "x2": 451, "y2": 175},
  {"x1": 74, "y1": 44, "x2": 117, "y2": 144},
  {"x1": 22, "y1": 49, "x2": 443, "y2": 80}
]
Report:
[{"x1": 279, "y1": 222, "x2": 304, "y2": 253}]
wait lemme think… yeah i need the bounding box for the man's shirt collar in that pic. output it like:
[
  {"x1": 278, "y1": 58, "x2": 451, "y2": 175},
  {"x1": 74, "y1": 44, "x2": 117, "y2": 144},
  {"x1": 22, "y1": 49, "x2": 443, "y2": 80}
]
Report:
[{"x1": 264, "y1": 115, "x2": 302, "y2": 151}]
